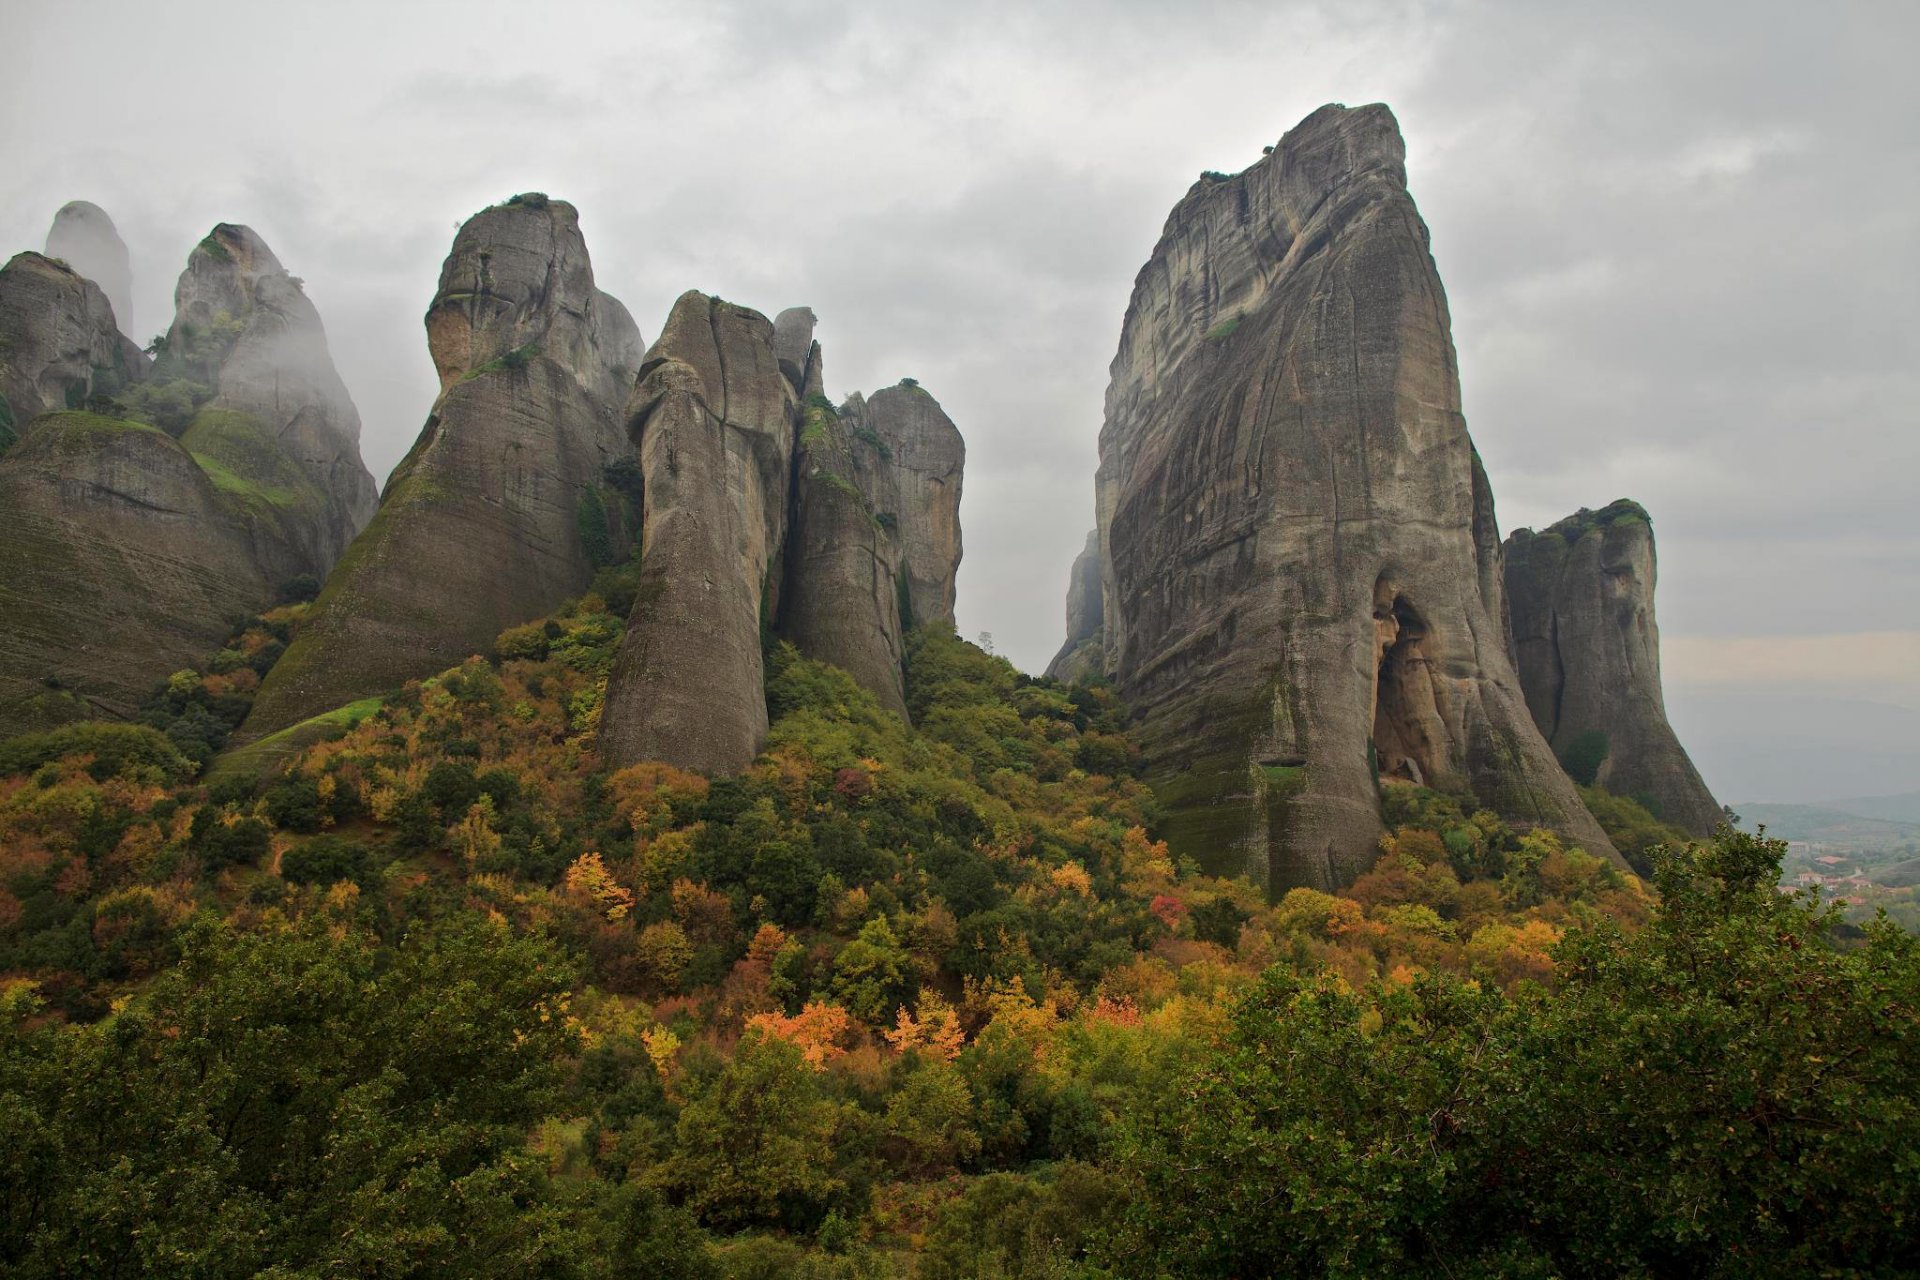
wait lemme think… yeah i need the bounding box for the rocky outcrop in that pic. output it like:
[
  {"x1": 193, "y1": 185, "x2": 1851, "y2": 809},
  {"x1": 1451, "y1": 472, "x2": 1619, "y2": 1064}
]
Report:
[
  {"x1": 163, "y1": 224, "x2": 379, "y2": 569},
  {"x1": 245, "y1": 195, "x2": 643, "y2": 738},
  {"x1": 0, "y1": 252, "x2": 146, "y2": 450},
  {"x1": 0, "y1": 412, "x2": 274, "y2": 729},
  {"x1": 599, "y1": 292, "x2": 799, "y2": 772},
  {"x1": 778, "y1": 387, "x2": 911, "y2": 719},
  {"x1": 45, "y1": 201, "x2": 134, "y2": 337},
  {"x1": 599, "y1": 300, "x2": 968, "y2": 770},
  {"x1": 0, "y1": 219, "x2": 388, "y2": 734},
  {"x1": 1504, "y1": 501, "x2": 1722, "y2": 835},
  {"x1": 1045, "y1": 528, "x2": 1104, "y2": 683},
  {"x1": 1089, "y1": 103, "x2": 1618, "y2": 890},
  {"x1": 867, "y1": 383, "x2": 964, "y2": 629}
]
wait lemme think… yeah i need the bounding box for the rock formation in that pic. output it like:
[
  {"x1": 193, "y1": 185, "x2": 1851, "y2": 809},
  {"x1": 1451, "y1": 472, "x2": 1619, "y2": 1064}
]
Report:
[
  {"x1": 1082, "y1": 103, "x2": 1618, "y2": 890},
  {"x1": 0, "y1": 252, "x2": 146, "y2": 451},
  {"x1": 598, "y1": 292, "x2": 800, "y2": 772},
  {"x1": 245, "y1": 195, "x2": 643, "y2": 738},
  {"x1": 45, "y1": 201, "x2": 134, "y2": 337},
  {"x1": 601, "y1": 313, "x2": 965, "y2": 772},
  {"x1": 0, "y1": 410, "x2": 276, "y2": 729},
  {"x1": 1504, "y1": 501, "x2": 1722, "y2": 835},
  {"x1": 0, "y1": 216, "x2": 382, "y2": 735},
  {"x1": 1044, "y1": 529, "x2": 1104, "y2": 683},
  {"x1": 868, "y1": 383, "x2": 964, "y2": 630},
  {"x1": 778, "y1": 387, "x2": 911, "y2": 720},
  {"x1": 163, "y1": 224, "x2": 379, "y2": 570}
]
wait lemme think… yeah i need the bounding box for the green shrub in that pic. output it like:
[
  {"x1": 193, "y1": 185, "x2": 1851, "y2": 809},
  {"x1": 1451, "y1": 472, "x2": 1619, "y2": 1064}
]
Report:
[
  {"x1": 0, "y1": 722, "x2": 194, "y2": 783},
  {"x1": 1560, "y1": 730, "x2": 1610, "y2": 786}
]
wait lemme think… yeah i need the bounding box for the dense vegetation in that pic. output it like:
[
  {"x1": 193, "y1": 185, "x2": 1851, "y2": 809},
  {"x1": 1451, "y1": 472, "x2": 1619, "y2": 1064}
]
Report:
[{"x1": 1, "y1": 582, "x2": 1915, "y2": 1277}]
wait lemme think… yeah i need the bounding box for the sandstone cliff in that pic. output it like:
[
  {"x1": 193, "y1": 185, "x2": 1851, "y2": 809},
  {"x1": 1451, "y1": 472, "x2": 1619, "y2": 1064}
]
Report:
[
  {"x1": 245, "y1": 195, "x2": 642, "y2": 738},
  {"x1": 1505, "y1": 501, "x2": 1723, "y2": 835},
  {"x1": 44, "y1": 201, "x2": 134, "y2": 338},
  {"x1": 600, "y1": 308, "x2": 966, "y2": 772},
  {"x1": 164, "y1": 224, "x2": 379, "y2": 570},
  {"x1": 1090, "y1": 103, "x2": 1618, "y2": 889},
  {"x1": 0, "y1": 216, "x2": 386, "y2": 734},
  {"x1": 867, "y1": 383, "x2": 963, "y2": 630},
  {"x1": 1044, "y1": 528, "x2": 1104, "y2": 683},
  {"x1": 0, "y1": 412, "x2": 274, "y2": 729},
  {"x1": 599, "y1": 291, "x2": 799, "y2": 772},
  {"x1": 0, "y1": 252, "x2": 146, "y2": 451}
]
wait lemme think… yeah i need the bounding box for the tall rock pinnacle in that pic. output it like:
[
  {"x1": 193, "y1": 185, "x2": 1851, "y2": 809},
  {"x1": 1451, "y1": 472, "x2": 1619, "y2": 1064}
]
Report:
[
  {"x1": 45, "y1": 201, "x2": 134, "y2": 335},
  {"x1": 1504, "y1": 501, "x2": 1723, "y2": 836},
  {"x1": 163, "y1": 223, "x2": 379, "y2": 573},
  {"x1": 1084, "y1": 103, "x2": 1617, "y2": 889},
  {"x1": 244, "y1": 195, "x2": 642, "y2": 738},
  {"x1": 598, "y1": 291, "x2": 799, "y2": 773}
]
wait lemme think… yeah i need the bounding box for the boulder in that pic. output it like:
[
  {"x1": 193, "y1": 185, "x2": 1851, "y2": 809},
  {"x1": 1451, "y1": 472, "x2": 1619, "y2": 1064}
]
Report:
[
  {"x1": 244, "y1": 196, "x2": 642, "y2": 737},
  {"x1": 1505, "y1": 501, "x2": 1723, "y2": 835},
  {"x1": 1090, "y1": 103, "x2": 1618, "y2": 889}
]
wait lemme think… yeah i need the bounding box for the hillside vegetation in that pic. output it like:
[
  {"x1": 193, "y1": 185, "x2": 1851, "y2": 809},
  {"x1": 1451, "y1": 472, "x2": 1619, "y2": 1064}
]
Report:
[{"x1": 1, "y1": 584, "x2": 1916, "y2": 1278}]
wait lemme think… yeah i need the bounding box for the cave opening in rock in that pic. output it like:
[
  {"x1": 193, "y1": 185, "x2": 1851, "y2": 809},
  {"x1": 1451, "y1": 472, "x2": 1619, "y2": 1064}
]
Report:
[{"x1": 1372, "y1": 582, "x2": 1448, "y2": 786}]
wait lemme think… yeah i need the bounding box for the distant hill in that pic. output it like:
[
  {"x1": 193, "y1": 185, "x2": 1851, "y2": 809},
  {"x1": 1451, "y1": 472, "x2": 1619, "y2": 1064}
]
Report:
[
  {"x1": 1735, "y1": 802, "x2": 1919, "y2": 853},
  {"x1": 1820, "y1": 790, "x2": 1920, "y2": 825}
]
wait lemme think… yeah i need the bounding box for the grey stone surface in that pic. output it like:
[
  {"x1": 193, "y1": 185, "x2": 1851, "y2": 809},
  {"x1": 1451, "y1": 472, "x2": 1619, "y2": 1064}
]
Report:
[
  {"x1": 1044, "y1": 527, "x2": 1105, "y2": 682},
  {"x1": 0, "y1": 252, "x2": 146, "y2": 438},
  {"x1": 779, "y1": 384, "x2": 911, "y2": 719},
  {"x1": 866, "y1": 383, "x2": 963, "y2": 630},
  {"x1": 1505, "y1": 501, "x2": 1724, "y2": 835},
  {"x1": 600, "y1": 291, "x2": 799, "y2": 773},
  {"x1": 245, "y1": 196, "x2": 641, "y2": 737},
  {"x1": 166, "y1": 224, "x2": 379, "y2": 572},
  {"x1": 1090, "y1": 103, "x2": 1618, "y2": 890}
]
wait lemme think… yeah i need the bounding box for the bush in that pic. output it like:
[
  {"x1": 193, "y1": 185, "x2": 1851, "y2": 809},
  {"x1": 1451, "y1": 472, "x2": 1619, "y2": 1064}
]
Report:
[
  {"x1": 280, "y1": 836, "x2": 374, "y2": 888},
  {"x1": 1560, "y1": 729, "x2": 1609, "y2": 786},
  {"x1": 0, "y1": 722, "x2": 194, "y2": 783}
]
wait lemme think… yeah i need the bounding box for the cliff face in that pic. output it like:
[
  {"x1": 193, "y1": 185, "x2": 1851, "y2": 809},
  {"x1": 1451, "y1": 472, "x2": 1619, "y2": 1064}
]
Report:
[
  {"x1": 0, "y1": 216, "x2": 384, "y2": 734},
  {"x1": 1505, "y1": 502, "x2": 1723, "y2": 835},
  {"x1": 0, "y1": 252, "x2": 146, "y2": 449},
  {"x1": 599, "y1": 291, "x2": 800, "y2": 772},
  {"x1": 867, "y1": 384, "x2": 963, "y2": 630},
  {"x1": 166, "y1": 224, "x2": 379, "y2": 570},
  {"x1": 0, "y1": 412, "x2": 273, "y2": 729},
  {"x1": 245, "y1": 196, "x2": 642, "y2": 738},
  {"x1": 1091, "y1": 103, "x2": 1617, "y2": 889},
  {"x1": 44, "y1": 201, "x2": 134, "y2": 337},
  {"x1": 1045, "y1": 528, "x2": 1104, "y2": 683}
]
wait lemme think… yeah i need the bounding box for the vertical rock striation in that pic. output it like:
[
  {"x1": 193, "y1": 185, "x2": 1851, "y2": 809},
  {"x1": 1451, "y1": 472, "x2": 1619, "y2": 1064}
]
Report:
[
  {"x1": 1090, "y1": 103, "x2": 1617, "y2": 890},
  {"x1": 244, "y1": 196, "x2": 642, "y2": 737},
  {"x1": 45, "y1": 201, "x2": 134, "y2": 336},
  {"x1": 1504, "y1": 501, "x2": 1722, "y2": 835},
  {"x1": 779, "y1": 385, "x2": 911, "y2": 720},
  {"x1": 599, "y1": 305, "x2": 968, "y2": 772}
]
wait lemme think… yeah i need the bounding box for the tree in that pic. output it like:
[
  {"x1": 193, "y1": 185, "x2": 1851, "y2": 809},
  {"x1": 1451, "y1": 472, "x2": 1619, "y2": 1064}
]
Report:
[{"x1": 661, "y1": 1032, "x2": 848, "y2": 1230}]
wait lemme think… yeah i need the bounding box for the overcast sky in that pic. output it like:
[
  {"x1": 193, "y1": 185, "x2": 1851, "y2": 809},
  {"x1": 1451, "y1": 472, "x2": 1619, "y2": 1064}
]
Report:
[{"x1": 3, "y1": 0, "x2": 1914, "y2": 803}]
